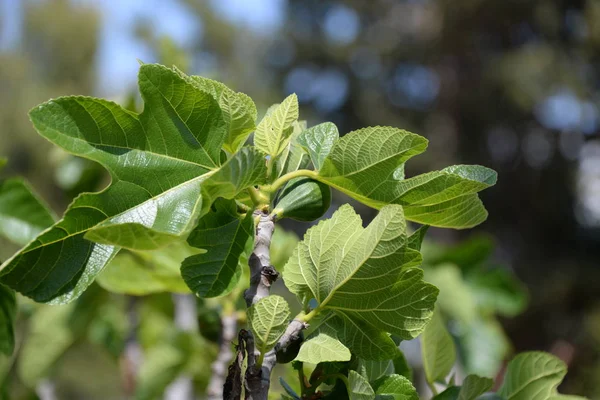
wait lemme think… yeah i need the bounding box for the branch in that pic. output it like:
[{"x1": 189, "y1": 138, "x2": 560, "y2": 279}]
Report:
[
  {"x1": 243, "y1": 212, "x2": 277, "y2": 308},
  {"x1": 207, "y1": 313, "x2": 238, "y2": 400}
]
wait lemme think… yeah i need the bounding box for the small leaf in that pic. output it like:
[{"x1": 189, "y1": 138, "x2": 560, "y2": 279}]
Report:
[
  {"x1": 358, "y1": 359, "x2": 394, "y2": 383},
  {"x1": 421, "y1": 307, "x2": 456, "y2": 385},
  {"x1": 498, "y1": 352, "x2": 587, "y2": 400},
  {"x1": 373, "y1": 374, "x2": 419, "y2": 400},
  {"x1": 0, "y1": 284, "x2": 15, "y2": 355},
  {"x1": 297, "y1": 122, "x2": 339, "y2": 170},
  {"x1": 181, "y1": 200, "x2": 253, "y2": 298},
  {"x1": 276, "y1": 120, "x2": 311, "y2": 176},
  {"x1": 247, "y1": 295, "x2": 291, "y2": 355},
  {"x1": 348, "y1": 370, "x2": 375, "y2": 400},
  {"x1": 296, "y1": 332, "x2": 351, "y2": 364},
  {"x1": 0, "y1": 178, "x2": 56, "y2": 246},
  {"x1": 254, "y1": 94, "x2": 299, "y2": 157},
  {"x1": 457, "y1": 374, "x2": 493, "y2": 400},
  {"x1": 189, "y1": 76, "x2": 257, "y2": 153}
]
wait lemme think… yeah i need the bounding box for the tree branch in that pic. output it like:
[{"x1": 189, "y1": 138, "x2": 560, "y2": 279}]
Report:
[
  {"x1": 243, "y1": 212, "x2": 277, "y2": 308},
  {"x1": 207, "y1": 313, "x2": 238, "y2": 400}
]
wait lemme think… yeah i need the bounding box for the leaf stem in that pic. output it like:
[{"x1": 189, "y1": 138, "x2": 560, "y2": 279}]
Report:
[
  {"x1": 247, "y1": 187, "x2": 269, "y2": 207},
  {"x1": 263, "y1": 169, "x2": 317, "y2": 194},
  {"x1": 427, "y1": 380, "x2": 439, "y2": 396}
]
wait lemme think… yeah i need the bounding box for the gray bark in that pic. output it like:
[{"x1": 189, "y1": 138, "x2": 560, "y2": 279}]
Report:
[{"x1": 207, "y1": 313, "x2": 238, "y2": 400}]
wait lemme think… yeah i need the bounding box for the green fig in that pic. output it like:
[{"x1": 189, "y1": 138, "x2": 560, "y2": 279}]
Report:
[{"x1": 273, "y1": 177, "x2": 331, "y2": 221}]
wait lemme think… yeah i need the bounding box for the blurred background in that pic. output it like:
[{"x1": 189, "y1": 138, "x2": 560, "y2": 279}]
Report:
[{"x1": 1, "y1": 0, "x2": 599, "y2": 398}]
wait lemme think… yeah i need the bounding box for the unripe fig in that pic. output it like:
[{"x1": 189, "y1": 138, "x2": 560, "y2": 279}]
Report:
[{"x1": 273, "y1": 177, "x2": 331, "y2": 222}]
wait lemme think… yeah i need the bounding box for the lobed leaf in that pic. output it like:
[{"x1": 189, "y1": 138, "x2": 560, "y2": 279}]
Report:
[
  {"x1": 0, "y1": 65, "x2": 263, "y2": 303},
  {"x1": 316, "y1": 127, "x2": 496, "y2": 229},
  {"x1": 457, "y1": 375, "x2": 494, "y2": 400},
  {"x1": 421, "y1": 307, "x2": 456, "y2": 385},
  {"x1": 247, "y1": 295, "x2": 291, "y2": 355},
  {"x1": 284, "y1": 204, "x2": 438, "y2": 360},
  {"x1": 254, "y1": 93, "x2": 299, "y2": 157},
  {"x1": 181, "y1": 199, "x2": 253, "y2": 298},
  {"x1": 188, "y1": 75, "x2": 257, "y2": 153}
]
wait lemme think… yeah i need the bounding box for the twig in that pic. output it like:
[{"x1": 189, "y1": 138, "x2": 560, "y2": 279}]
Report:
[{"x1": 207, "y1": 313, "x2": 238, "y2": 400}]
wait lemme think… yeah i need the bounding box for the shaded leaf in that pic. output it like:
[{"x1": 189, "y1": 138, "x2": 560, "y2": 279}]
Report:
[
  {"x1": 421, "y1": 307, "x2": 456, "y2": 384},
  {"x1": 348, "y1": 370, "x2": 375, "y2": 400},
  {"x1": 457, "y1": 374, "x2": 493, "y2": 400},
  {"x1": 97, "y1": 241, "x2": 197, "y2": 295},
  {"x1": 0, "y1": 178, "x2": 56, "y2": 246},
  {"x1": 182, "y1": 199, "x2": 253, "y2": 298},
  {"x1": 247, "y1": 295, "x2": 291, "y2": 354},
  {"x1": 276, "y1": 120, "x2": 310, "y2": 177},
  {"x1": 407, "y1": 225, "x2": 429, "y2": 251}
]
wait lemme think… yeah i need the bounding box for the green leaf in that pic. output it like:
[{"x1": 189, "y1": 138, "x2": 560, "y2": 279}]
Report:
[
  {"x1": 254, "y1": 93, "x2": 299, "y2": 157},
  {"x1": 297, "y1": 122, "x2": 339, "y2": 170},
  {"x1": 407, "y1": 225, "x2": 429, "y2": 251},
  {"x1": 421, "y1": 307, "x2": 456, "y2": 385},
  {"x1": 348, "y1": 370, "x2": 375, "y2": 400},
  {"x1": 0, "y1": 178, "x2": 56, "y2": 246},
  {"x1": 181, "y1": 199, "x2": 253, "y2": 298},
  {"x1": 461, "y1": 317, "x2": 510, "y2": 377},
  {"x1": 270, "y1": 228, "x2": 299, "y2": 270},
  {"x1": 96, "y1": 241, "x2": 196, "y2": 295},
  {"x1": 457, "y1": 374, "x2": 493, "y2": 400},
  {"x1": 188, "y1": 75, "x2": 257, "y2": 153},
  {"x1": 0, "y1": 65, "x2": 264, "y2": 303},
  {"x1": 283, "y1": 204, "x2": 438, "y2": 354},
  {"x1": 498, "y1": 352, "x2": 586, "y2": 400},
  {"x1": 0, "y1": 284, "x2": 15, "y2": 356},
  {"x1": 373, "y1": 374, "x2": 419, "y2": 400},
  {"x1": 247, "y1": 295, "x2": 291, "y2": 355},
  {"x1": 18, "y1": 304, "x2": 76, "y2": 387},
  {"x1": 295, "y1": 332, "x2": 351, "y2": 364},
  {"x1": 276, "y1": 121, "x2": 311, "y2": 177},
  {"x1": 468, "y1": 268, "x2": 528, "y2": 317},
  {"x1": 426, "y1": 263, "x2": 477, "y2": 324},
  {"x1": 358, "y1": 359, "x2": 394, "y2": 383},
  {"x1": 316, "y1": 127, "x2": 496, "y2": 228}
]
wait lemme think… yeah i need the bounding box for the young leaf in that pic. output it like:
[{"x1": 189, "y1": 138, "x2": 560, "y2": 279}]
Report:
[
  {"x1": 247, "y1": 295, "x2": 291, "y2": 355},
  {"x1": 316, "y1": 127, "x2": 496, "y2": 228},
  {"x1": 0, "y1": 284, "x2": 15, "y2": 356},
  {"x1": 275, "y1": 120, "x2": 310, "y2": 177},
  {"x1": 0, "y1": 178, "x2": 56, "y2": 246},
  {"x1": 498, "y1": 352, "x2": 587, "y2": 400},
  {"x1": 421, "y1": 308, "x2": 456, "y2": 385},
  {"x1": 0, "y1": 65, "x2": 264, "y2": 303},
  {"x1": 188, "y1": 75, "x2": 257, "y2": 153},
  {"x1": 181, "y1": 199, "x2": 253, "y2": 298},
  {"x1": 372, "y1": 374, "x2": 419, "y2": 400},
  {"x1": 358, "y1": 359, "x2": 395, "y2": 383},
  {"x1": 295, "y1": 332, "x2": 351, "y2": 364},
  {"x1": 457, "y1": 374, "x2": 493, "y2": 400},
  {"x1": 297, "y1": 122, "x2": 339, "y2": 170},
  {"x1": 96, "y1": 241, "x2": 196, "y2": 295},
  {"x1": 348, "y1": 370, "x2": 375, "y2": 400},
  {"x1": 254, "y1": 93, "x2": 299, "y2": 157}
]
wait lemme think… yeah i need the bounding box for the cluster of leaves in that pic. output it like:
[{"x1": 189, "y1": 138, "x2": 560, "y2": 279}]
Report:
[{"x1": 0, "y1": 64, "x2": 588, "y2": 399}]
